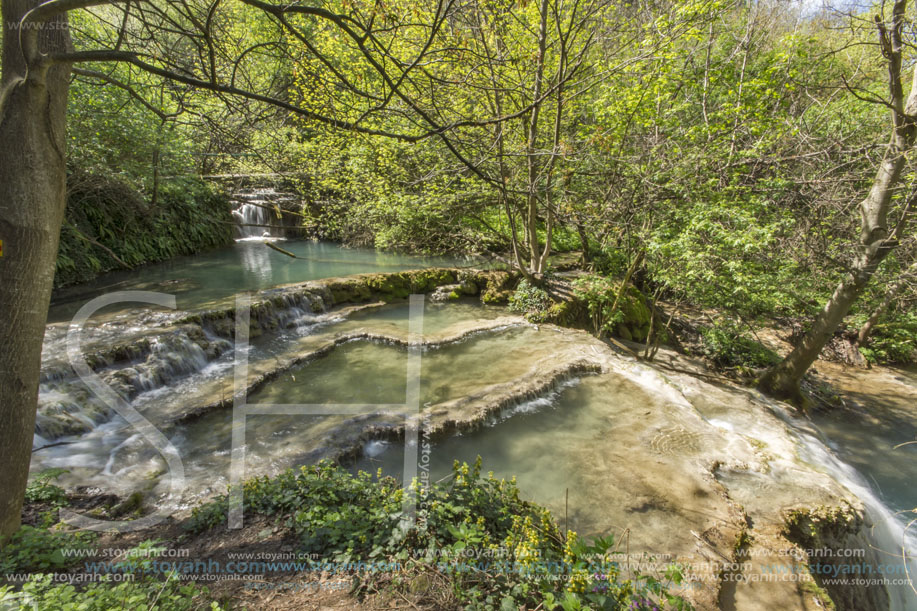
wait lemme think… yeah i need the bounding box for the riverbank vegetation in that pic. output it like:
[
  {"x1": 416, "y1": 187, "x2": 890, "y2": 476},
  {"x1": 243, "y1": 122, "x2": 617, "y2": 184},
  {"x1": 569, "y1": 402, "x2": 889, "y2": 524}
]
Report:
[
  {"x1": 55, "y1": 35, "x2": 241, "y2": 287},
  {"x1": 57, "y1": 174, "x2": 231, "y2": 286},
  {"x1": 2, "y1": 463, "x2": 690, "y2": 610},
  {"x1": 51, "y1": 0, "x2": 916, "y2": 368}
]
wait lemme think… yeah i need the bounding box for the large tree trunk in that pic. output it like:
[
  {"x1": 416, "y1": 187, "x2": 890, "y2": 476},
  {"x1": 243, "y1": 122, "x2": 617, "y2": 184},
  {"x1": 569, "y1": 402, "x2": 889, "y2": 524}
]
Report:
[
  {"x1": 758, "y1": 247, "x2": 894, "y2": 405},
  {"x1": 0, "y1": 0, "x2": 71, "y2": 539}
]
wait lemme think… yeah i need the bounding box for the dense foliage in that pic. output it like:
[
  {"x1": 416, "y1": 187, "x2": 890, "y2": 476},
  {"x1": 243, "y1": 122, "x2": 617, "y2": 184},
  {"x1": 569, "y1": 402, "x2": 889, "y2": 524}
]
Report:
[
  {"x1": 0, "y1": 534, "x2": 219, "y2": 611},
  {"x1": 698, "y1": 320, "x2": 781, "y2": 371},
  {"x1": 58, "y1": 0, "x2": 915, "y2": 361},
  {"x1": 56, "y1": 175, "x2": 232, "y2": 287},
  {"x1": 3, "y1": 463, "x2": 688, "y2": 609},
  {"x1": 0, "y1": 473, "x2": 219, "y2": 610},
  {"x1": 0, "y1": 574, "x2": 219, "y2": 611}
]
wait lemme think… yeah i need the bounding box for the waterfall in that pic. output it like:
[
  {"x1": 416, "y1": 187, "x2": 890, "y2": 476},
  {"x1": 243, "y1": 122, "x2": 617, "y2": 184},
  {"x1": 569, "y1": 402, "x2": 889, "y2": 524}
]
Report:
[
  {"x1": 36, "y1": 328, "x2": 231, "y2": 440},
  {"x1": 768, "y1": 401, "x2": 916, "y2": 611},
  {"x1": 234, "y1": 200, "x2": 274, "y2": 240},
  {"x1": 231, "y1": 187, "x2": 300, "y2": 241}
]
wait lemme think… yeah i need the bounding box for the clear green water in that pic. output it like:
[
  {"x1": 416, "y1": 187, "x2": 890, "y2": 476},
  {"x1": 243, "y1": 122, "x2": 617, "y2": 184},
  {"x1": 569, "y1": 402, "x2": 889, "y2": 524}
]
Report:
[
  {"x1": 350, "y1": 375, "x2": 625, "y2": 534},
  {"x1": 250, "y1": 326, "x2": 547, "y2": 406},
  {"x1": 34, "y1": 242, "x2": 917, "y2": 607},
  {"x1": 48, "y1": 240, "x2": 482, "y2": 322},
  {"x1": 33, "y1": 302, "x2": 532, "y2": 504}
]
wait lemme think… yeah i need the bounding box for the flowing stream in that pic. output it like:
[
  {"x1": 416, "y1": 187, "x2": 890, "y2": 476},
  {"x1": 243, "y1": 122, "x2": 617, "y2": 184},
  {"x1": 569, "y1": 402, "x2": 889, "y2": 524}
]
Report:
[{"x1": 34, "y1": 241, "x2": 916, "y2": 610}]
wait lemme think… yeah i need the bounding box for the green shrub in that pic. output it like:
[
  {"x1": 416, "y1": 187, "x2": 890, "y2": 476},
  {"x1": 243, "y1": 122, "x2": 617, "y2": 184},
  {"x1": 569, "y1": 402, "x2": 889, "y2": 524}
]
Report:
[
  {"x1": 587, "y1": 248, "x2": 628, "y2": 276},
  {"x1": 508, "y1": 279, "x2": 553, "y2": 318},
  {"x1": 572, "y1": 274, "x2": 653, "y2": 341},
  {"x1": 0, "y1": 573, "x2": 220, "y2": 611},
  {"x1": 24, "y1": 469, "x2": 69, "y2": 507},
  {"x1": 858, "y1": 312, "x2": 917, "y2": 365},
  {"x1": 573, "y1": 274, "x2": 623, "y2": 336},
  {"x1": 542, "y1": 226, "x2": 582, "y2": 253},
  {"x1": 0, "y1": 526, "x2": 95, "y2": 573},
  {"x1": 56, "y1": 173, "x2": 232, "y2": 287},
  {"x1": 699, "y1": 320, "x2": 780, "y2": 369},
  {"x1": 1, "y1": 528, "x2": 219, "y2": 611}
]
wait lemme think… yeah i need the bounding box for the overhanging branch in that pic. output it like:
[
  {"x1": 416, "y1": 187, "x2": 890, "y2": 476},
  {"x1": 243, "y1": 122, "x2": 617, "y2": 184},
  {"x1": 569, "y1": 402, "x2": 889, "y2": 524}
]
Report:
[
  {"x1": 48, "y1": 49, "x2": 428, "y2": 141},
  {"x1": 71, "y1": 67, "x2": 171, "y2": 120}
]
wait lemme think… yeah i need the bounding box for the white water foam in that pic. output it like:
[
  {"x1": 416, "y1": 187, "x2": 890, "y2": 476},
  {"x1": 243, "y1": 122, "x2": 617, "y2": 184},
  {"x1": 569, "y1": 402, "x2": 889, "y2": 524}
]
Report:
[{"x1": 767, "y1": 400, "x2": 916, "y2": 611}]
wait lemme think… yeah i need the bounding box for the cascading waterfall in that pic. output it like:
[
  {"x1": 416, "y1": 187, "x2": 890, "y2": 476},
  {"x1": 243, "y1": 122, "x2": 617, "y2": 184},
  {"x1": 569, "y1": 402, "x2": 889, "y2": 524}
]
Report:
[
  {"x1": 33, "y1": 287, "x2": 341, "y2": 447},
  {"x1": 35, "y1": 328, "x2": 231, "y2": 443},
  {"x1": 233, "y1": 200, "x2": 274, "y2": 240},
  {"x1": 772, "y1": 404, "x2": 917, "y2": 611},
  {"x1": 231, "y1": 187, "x2": 300, "y2": 240},
  {"x1": 32, "y1": 251, "x2": 916, "y2": 609}
]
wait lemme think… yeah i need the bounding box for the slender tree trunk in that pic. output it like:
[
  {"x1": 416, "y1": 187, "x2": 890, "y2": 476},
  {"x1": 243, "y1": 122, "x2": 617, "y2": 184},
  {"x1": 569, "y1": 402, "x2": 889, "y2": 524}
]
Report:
[
  {"x1": 759, "y1": 2, "x2": 916, "y2": 406},
  {"x1": 536, "y1": 29, "x2": 567, "y2": 275},
  {"x1": 727, "y1": 12, "x2": 754, "y2": 166},
  {"x1": 151, "y1": 121, "x2": 165, "y2": 209},
  {"x1": 857, "y1": 261, "x2": 916, "y2": 345},
  {"x1": 576, "y1": 223, "x2": 591, "y2": 264},
  {"x1": 525, "y1": 0, "x2": 549, "y2": 275},
  {"x1": 0, "y1": 0, "x2": 72, "y2": 539},
  {"x1": 758, "y1": 247, "x2": 895, "y2": 404}
]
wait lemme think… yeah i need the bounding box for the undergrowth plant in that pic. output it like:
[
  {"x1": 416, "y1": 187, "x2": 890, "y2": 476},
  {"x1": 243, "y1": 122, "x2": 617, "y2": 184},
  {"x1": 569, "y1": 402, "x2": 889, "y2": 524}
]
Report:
[
  {"x1": 0, "y1": 572, "x2": 221, "y2": 611},
  {"x1": 0, "y1": 526, "x2": 96, "y2": 574},
  {"x1": 573, "y1": 274, "x2": 626, "y2": 336},
  {"x1": 24, "y1": 469, "x2": 69, "y2": 508},
  {"x1": 508, "y1": 279, "x2": 553, "y2": 319},
  {"x1": 1, "y1": 527, "x2": 220, "y2": 611},
  {"x1": 186, "y1": 459, "x2": 692, "y2": 610},
  {"x1": 857, "y1": 311, "x2": 917, "y2": 364},
  {"x1": 699, "y1": 319, "x2": 780, "y2": 370}
]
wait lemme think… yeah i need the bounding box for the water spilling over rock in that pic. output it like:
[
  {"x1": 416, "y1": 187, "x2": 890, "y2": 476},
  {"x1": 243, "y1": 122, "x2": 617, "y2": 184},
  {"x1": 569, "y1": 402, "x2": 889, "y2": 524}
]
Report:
[{"x1": 230, "y1": 188, "x2": 301, "y2": 240}]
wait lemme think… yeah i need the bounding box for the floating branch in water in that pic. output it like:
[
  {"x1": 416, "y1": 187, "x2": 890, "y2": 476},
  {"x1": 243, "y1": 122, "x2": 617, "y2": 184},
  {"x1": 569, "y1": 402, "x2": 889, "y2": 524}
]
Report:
[{"x1": 265, "y1": 242, "x2": 300, "y2": 259}]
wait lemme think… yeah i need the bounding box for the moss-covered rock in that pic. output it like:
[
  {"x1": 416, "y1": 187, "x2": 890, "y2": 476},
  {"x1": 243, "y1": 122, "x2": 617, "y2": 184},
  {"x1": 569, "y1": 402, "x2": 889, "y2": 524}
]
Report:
[
  {"x1": 110, "y1": 491, "x2": 145, "y2": 518},
  {"x1": 480, "y1": 271, "x2": 517, "y2": 304},
  {"x1": 409, "y1": 269, "x2": 457, "y2": 292},
  {"x1": 617, "y1": 286, "x2": 652, "y2": 342},
  {"x1": 328, "y1": 278, "x2": 373, "y2": 304},
  {"x1": 365, "y1": 273, "x2": 412, "y2": 299},
  {"x1": 783, "y1": 503, "x2": 885, "y2": 611},
  {"x1": 459, "y1": 279, "x2": 479, "y2": 296},
  {"x1": 528, "y1": 299, "x2": 583, "y2": 326}
]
